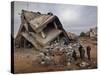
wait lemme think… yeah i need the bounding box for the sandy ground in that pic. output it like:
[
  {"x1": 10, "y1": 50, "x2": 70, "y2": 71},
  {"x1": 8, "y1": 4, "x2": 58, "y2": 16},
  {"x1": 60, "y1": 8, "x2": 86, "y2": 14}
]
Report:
[{"x1": 13, "y1": 37, "x2": 97, "y2": 73}]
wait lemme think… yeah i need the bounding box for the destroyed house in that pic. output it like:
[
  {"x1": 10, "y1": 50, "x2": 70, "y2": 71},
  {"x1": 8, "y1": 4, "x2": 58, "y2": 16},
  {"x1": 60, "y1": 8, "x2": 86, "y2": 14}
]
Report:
[{"x1": 15, "y1": 10, "x2": 70, "y2": 50}]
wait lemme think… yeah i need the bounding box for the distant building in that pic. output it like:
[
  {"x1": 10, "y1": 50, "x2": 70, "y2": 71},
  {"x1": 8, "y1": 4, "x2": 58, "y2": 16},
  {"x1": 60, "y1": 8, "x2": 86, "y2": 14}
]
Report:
[{"x1": 86, "y1": 27, "x2": 97, "y2": 39}]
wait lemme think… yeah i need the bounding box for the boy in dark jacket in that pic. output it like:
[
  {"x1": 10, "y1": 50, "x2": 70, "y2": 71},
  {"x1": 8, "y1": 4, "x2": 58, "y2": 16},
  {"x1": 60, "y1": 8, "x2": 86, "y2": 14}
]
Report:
[{"x1": 86, "y1": 46, "x2": 91, "y2": 60}]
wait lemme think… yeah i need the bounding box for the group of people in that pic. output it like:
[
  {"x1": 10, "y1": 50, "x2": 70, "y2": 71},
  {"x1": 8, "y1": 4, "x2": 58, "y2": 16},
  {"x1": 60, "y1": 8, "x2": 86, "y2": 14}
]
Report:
[{"x1": 78, "y1": 45, "x2": 91, "y2": 61}]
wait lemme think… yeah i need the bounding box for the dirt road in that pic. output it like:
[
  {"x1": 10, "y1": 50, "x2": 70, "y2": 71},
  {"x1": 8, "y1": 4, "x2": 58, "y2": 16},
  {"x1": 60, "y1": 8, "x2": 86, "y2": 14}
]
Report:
[{"x1": 14, "y1": 37, "x2": 97, "y2": 73}]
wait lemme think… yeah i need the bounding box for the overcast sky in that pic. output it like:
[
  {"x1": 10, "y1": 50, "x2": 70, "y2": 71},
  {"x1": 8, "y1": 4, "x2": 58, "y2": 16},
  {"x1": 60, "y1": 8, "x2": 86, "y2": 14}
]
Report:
[{"x1": 14, "y1": 1, "x2": 97, "y2": 36}]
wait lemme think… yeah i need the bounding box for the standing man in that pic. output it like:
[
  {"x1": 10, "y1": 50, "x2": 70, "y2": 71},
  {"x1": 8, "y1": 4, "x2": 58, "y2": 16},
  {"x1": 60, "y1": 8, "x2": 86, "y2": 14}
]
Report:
[
  {"x1": 79, "y1": 45, "x2": 85, "y2": 60},
  {"x1": 86, "y1": 45, "x2": 91, "y2": 60},
  {"x1": 72, "y1": 50, "x2": 77, "y2": 61}
]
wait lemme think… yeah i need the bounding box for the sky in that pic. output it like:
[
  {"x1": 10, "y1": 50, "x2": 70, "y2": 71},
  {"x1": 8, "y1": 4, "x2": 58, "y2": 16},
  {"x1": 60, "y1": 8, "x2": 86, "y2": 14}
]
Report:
[{"x1": 13, "y1": 1, "x2": 97, "y2": 37}]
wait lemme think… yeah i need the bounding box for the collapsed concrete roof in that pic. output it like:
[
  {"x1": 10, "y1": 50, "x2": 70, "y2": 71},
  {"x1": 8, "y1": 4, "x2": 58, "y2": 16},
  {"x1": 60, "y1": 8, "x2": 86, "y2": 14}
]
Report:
[
  {"x1": 19, "y1": 10, "x2": 56, "y2": 33},
  {"x1": 15, "y1": 10, "x2": 70, "y2": 50}
]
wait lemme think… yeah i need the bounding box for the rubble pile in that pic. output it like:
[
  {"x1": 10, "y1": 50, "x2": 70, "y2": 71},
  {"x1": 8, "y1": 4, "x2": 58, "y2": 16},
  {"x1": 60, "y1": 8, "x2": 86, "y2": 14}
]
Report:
[{"x1": 37, "y1": 40, "x2": 81, "y2": 66}]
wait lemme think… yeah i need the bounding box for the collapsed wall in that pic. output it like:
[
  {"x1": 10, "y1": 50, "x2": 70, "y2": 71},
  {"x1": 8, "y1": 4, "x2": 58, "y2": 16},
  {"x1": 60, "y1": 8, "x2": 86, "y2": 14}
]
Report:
[{"x1": 15, "y1": 10, "x2": 70, "y2": 50}]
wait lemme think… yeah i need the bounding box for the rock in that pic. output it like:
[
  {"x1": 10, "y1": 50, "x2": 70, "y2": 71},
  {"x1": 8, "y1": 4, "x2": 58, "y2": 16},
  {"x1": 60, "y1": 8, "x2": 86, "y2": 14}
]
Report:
[
  {"x1": 67, "y1": 32, "x2": 78, "y2": 41},
  {"x1": 79, "y1": 61, "x2": 89, "y2": 68},
  {"x1": 67, "y1": 62, "x2": 71, "y2": 66}
]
